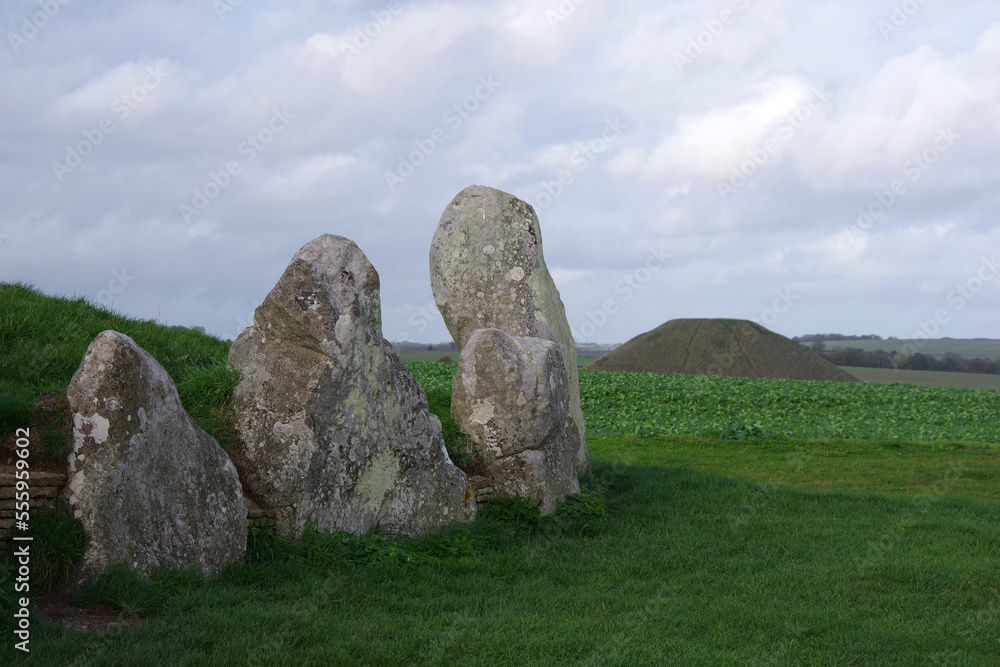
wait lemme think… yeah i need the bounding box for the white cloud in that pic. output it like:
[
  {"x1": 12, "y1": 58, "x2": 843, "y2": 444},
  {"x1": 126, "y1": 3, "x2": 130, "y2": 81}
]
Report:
[
  {"x1": 2, "y1": 1, "x2": 999, "y2": 343},
  {"x1": 610, "y1": 78, "x2": 826, "y2": 181},
  {"x1": 801, "y1": 23, "x2": 1000, "y2": 187}
]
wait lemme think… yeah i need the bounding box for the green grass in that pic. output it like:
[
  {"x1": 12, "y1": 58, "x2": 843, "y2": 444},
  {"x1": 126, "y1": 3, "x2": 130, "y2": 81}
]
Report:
[
  {"x1": 4, "y1": 510, "x2": 87, "y2": 593},
  {"x1": 2, "y1": 452, "x2": 998, "y2": 665},
  {"x1": 405, "y1": 360, "x2": 1000, "y2": 444},
  {"x1": 589, "y1": 436, "x2": 1000, "y2": 501},
  {"x1": 2, "y1": 284, "x2": 1000, "y2": 664},
  {"x1": 844, "y1": 365, "x2": 1000, "y2": 390}
]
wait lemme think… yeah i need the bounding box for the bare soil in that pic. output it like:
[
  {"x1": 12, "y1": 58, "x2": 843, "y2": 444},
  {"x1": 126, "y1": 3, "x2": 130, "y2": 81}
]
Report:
[
  {"x1": 1, "y1": 389, "x2": 72, "y2": 475},
  {"x1": 32, "y1": 593, "x2": 143, "y2": 632}
]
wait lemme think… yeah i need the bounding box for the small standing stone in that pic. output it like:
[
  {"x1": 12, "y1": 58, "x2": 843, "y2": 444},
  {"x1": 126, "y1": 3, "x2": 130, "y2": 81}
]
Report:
[
  {"x1": 62, "y1": 331, "x2": 247, "y2": 582},
  {"x1": 452, "y1": 328, "x2": 580, "y2": 514}
]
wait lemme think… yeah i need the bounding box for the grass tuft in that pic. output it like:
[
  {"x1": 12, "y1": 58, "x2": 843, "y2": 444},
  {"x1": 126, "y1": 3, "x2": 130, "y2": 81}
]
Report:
[
  {"x1": 0, "y1": 509, "x2": 86, "y2": 617},
  {"x1": 75, "y1": 565, "x2": 206, "y2": 618},
  {"x1": 175, "y1": 360, "x2": 241, "y2": 447}
]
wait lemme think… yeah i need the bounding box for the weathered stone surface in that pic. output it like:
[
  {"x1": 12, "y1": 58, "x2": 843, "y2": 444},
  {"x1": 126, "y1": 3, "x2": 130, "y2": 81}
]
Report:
[
  {"x1": 452, "y1": 329, "x2": 580, "y2": 514},
  {"x1": 430, "y1": 185, "x2": 590, "y2": 475},
  {"x1": 228, "y1": 234, "x2": 475, "y2": 537},
  {"x1": 62, "y1": 331, "x2": 247, "y2": 581}
]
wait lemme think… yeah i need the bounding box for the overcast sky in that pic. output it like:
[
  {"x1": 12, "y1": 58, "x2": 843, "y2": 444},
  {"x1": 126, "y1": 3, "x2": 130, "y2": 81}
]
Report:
[{"x1": 2, "y1": 1, "x2": 999, "y2": 346}]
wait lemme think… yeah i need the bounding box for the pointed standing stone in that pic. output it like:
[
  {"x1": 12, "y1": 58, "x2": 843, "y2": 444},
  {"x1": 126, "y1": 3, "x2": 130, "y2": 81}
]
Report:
[
  {"x1": 63, "y1": 331, "x2": 247, "y2": 582},
  {"x1": 228, "y1": 234, "x2": 475, "y2": 537}
]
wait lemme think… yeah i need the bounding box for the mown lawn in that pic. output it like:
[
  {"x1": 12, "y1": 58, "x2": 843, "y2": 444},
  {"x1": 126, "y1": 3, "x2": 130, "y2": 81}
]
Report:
[
  {"x1": 3, "y1": 435, "x2": 998, "y2": 666},
  {"x1": 589, "y1": 436, "x2": 1000, "y2": 501}
]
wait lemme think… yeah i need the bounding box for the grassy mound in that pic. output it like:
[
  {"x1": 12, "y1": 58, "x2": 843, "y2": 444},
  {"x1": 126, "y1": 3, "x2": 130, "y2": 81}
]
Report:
[
  {"x1": 0, "y1": 281, "x2": 233, "y2": 436},
  {"x1": 585, "y1": 317, "x2": 859, "y2": 382}
]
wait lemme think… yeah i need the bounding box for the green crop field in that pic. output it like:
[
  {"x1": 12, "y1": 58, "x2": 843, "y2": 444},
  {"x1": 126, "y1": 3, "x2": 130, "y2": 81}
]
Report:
[
  {"x1": 818, "y1": 338, "x2": 1000, "y2": 358},
  {"x1": 844, "y1": 366, "x2": 1000, "y2": 390},
  {"x1": 2, "y1": 284, "x2": 999, "y2": 665},
  {"x1": 563, "y1": 366, "x2": 998, "y2": 444}
]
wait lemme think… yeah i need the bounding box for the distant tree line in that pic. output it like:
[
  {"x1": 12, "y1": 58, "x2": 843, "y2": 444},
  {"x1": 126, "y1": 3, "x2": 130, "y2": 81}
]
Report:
[
  {"x1": 811, "y1": 345, "x2": 1000, "y2": 375},
  {"x1": 793, "y1": 333, "x2": 885, "y2": 343}
]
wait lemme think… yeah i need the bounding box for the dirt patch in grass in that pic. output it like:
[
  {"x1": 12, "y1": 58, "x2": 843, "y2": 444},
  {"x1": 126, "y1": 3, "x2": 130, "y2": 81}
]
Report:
[
  {"x1": 0, "y1": 389, "x2": 72, "y2": 474},
  {"x1": 32, "y1": 593, "x2": 143, "y2": 632}
]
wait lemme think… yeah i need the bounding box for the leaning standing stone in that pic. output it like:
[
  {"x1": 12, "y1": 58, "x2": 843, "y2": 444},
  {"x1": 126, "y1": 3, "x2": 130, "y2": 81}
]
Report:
[
  {"x1": 62, "y1": 331, "x2": 247, "y2": 582},
  {"x1": 228, "y1": 234, "x2": 475, "y2": 537},
  {"x1": 429, "y1": 184, "x2": 590, "y2": 475}
]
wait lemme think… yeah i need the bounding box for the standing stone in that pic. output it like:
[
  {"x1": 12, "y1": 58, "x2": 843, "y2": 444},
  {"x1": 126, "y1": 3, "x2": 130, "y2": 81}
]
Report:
[
  {"x1": 62, "y1": 331, "x2": 247, "y2": 581},
  {"x1": 429, "y1": 184, "x2": 589, "y2": 475},
  {"x1": 452, "y1": 329, "x2": 580, "y2": 513},
  {"x1": 228, "y1": 234, "x2": 475, "y2": 537}
]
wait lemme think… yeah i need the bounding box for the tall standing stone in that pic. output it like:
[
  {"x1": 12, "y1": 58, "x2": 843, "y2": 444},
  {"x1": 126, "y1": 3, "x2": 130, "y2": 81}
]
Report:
[
  {"x1": 429, "y1": 185, "x2": 589, "y2": 475},
  {"x1": 62, "y1": 331, "x2": 247, "y2": 582},
  {"x1": 228, "y1": 234, "x2": 475, "y2": 537}
]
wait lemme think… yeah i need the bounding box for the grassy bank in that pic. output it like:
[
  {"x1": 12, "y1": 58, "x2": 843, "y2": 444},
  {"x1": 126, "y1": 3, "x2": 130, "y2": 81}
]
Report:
[{"x1": 0, "y1": 282, "x2": 232, "y2": 436}]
